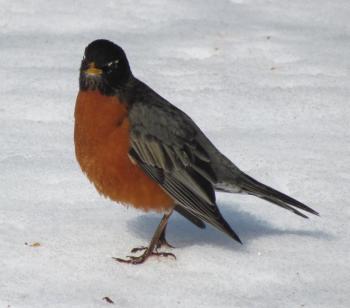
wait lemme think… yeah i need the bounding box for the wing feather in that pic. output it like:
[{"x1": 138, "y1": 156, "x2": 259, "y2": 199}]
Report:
[{"x1": 128, "y1": 112, "x2": 241, "y2": 243}]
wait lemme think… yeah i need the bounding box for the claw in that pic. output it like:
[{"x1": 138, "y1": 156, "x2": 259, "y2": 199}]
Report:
[
  {"x1": 113, "y1": 255, "x2": 146, "y2": 265},
  {"x1": 113, "y1": 250, "x2": 176, "y2": 265},
  {"x1": 153, "y1": 252, "x2": 176, "y2": 259},
  {"x1": 112, "y1": 257, "x2": 131, "y2": 263},
  {"x1": 130, "y1": 246, "x2": 147, "y2": 253}
]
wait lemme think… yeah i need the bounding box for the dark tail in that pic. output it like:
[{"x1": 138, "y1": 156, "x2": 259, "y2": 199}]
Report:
[{"x1": 238, "y1": 172, "x2": 319, "y2": 218}]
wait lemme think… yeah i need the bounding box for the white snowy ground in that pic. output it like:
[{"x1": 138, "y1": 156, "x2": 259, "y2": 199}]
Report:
[{"x1": 1, "y1": 0, "x2": 349, "y2": 307}]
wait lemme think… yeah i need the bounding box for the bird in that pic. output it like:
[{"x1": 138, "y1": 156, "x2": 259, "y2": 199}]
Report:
[{"x1": 74, "y1": 39, "x2": 318, "y2": 264}]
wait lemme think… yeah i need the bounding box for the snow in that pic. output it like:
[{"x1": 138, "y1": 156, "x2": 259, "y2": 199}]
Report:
[{"x1": 1, "y1": 0, "x2": 349, "y2": 307}]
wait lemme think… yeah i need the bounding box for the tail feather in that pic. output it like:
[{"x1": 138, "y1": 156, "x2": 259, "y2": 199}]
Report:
[
  {"x1": 237, "y1": 172, "x2": 319, "y2": 218},
  {"x1": 260, "y1": 196, "x2": 308, "y2": 218}
]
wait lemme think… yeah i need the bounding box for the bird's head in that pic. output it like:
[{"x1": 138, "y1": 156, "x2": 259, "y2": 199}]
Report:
[{"x1": 79, "y1": 39, "x2": 132, "y2": 95}]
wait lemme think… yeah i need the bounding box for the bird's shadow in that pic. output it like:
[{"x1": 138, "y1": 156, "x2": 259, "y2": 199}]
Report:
[{"x1": 127, "y1": 201, "x2": 331, "y2": 251}]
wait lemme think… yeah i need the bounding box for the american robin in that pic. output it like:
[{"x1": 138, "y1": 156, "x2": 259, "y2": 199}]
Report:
[{"x1": 74, "y1": 39, "x2": 318, "y2": 264}]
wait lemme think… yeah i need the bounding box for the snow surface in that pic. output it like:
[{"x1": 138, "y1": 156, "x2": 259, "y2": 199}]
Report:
[{"x1": 1, "y1": 0, "x2": 350, "y2": 307}]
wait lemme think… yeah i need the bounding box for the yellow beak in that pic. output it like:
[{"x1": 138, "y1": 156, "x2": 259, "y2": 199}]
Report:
[{"x1": 84, "y1": 62, "x2": 103, "y2": 76}]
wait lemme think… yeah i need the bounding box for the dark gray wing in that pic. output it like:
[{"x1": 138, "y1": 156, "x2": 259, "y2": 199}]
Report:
[
  {"x1": 125, "y1": 80, "x2": 317, "y2": 226},
  {"x1": 128, "y1": 99, "x2": 241, "y2": 243},
  {"x1": 174, "y1": 205, "x2": 206, "y2": 229}
]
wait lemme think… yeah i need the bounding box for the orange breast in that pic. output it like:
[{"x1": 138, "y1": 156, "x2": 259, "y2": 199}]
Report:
[{"x1": 74, "y1": 90, "x2": 174, "y2": 212}]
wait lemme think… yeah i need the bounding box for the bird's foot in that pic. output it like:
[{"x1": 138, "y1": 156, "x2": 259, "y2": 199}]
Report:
[
  {"x1": 113, "y1": 212, "x2": 175, "y2": 264},
  {"x1": 157, "y1": 237, "x2": 175, "y2": 249},
  {"x1": 113, "y1": 249, "x2": 176, "y2": 265},
  {"x1": 129, "y1": 237, "x2": 175, "y2": 253}
]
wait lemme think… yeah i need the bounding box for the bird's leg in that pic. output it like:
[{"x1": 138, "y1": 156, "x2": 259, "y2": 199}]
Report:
[
  {"x1": 130, "y1": 222, "x2": 175, "y2": 253},
  {"x1": 113, "y1": 211, "x2": 176, "y2": 264},
  {"x1": 157, "y1": 223, "x2": 175, "y2": 249}
]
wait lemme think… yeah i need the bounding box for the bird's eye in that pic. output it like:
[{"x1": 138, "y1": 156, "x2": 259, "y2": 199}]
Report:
[
  {"x1": 102, "y1": 60, "x2": 119, "y2": 74},
  {"x1": 106, "y1": 59, "x2": 119, "y2": 68}
]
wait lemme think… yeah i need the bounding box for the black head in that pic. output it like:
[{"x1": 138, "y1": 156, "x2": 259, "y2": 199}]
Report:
[{"x1": 79, "y1": 39, "x2": 132, "y2": 95}]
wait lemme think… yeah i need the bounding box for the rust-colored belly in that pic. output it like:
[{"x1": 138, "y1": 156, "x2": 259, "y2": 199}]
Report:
[{"x1": 74, "y1": 90, "x2": 174, "y2": 212}]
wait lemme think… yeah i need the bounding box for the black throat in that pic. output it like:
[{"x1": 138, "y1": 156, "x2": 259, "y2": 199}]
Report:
[{"x1": 79, "y1": 73, "x2": 116, "y2": 96}]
